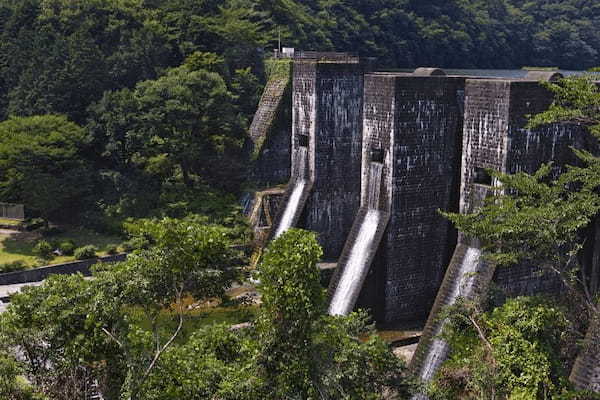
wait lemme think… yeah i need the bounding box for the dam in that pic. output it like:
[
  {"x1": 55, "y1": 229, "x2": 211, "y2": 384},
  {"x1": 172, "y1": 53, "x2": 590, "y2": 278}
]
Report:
[{"x1": 249, "y1": 55, "x2": 600, "y2": 393}]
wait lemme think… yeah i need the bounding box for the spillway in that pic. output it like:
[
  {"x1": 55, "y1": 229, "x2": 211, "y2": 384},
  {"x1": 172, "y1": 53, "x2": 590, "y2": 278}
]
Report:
[
  {"x1": 328, "y1": 161, "x2": 389, "y2": 316},
  {"x1": 413, "y1": 245, "x2": 485, "y2": 384},
  {"x1": 272, "y1": 146, "x2": 312, "y2": 238}
]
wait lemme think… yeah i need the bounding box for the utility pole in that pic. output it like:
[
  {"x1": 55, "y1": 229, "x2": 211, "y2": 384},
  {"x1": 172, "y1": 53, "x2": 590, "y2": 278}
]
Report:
[{"x1": 278, "y1": 27, "x2": 281, "y2": 56}]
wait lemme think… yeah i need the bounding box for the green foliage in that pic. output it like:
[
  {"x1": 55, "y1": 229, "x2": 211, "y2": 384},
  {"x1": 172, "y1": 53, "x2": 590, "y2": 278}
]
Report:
[
  {"x1": 138, "y1": 229, "x2": 411, "y2": 399},
  {"x1": 253, "y1": 229, "x2": 411, "y2": 399},
  {"x1": 1, "y1": 217, "x2": 241, "y2": 399},
  {"x1": 0, "y1": 115, "x2": 93, "y2": 221},
  {"x1": 256, "y1": 228, "x2": 325, "y2": 397},
  {"x1": 444, "y1": 163, "x2": 600, "y2": 269},
  {"x1": 0, "y1": 274, "x2": 118, "y2": 399},
  {"x1": 0, "y1": 260, "x2": 26, "y2": 273},
  {"x1": 431, "y1": 297, "x2": 573, "y2": 400},
  {"x1": 58, "y1": 240, "x2": 75, "y2": 256},
  {"x1": 264, "y1": 58, "x2": 292, "y2": 81},
  {"x1": 32, "y1": 240, "x2": 53, "y2": 259},
  {"x1": 0, "y1": 351, "x2": 40, "y2": 400},
  {"x1": 105, "y1": 243, "x2": 118, "y2": 255},
  {"x1": 142, "y1": 324, "x2": 263, "y2": 400},
  {"x1": 528, "y1": 75, "x2": 600, "y2": 137},
  {"x1": 73, "y1": 245, "x2": 97, "y2": 260}
]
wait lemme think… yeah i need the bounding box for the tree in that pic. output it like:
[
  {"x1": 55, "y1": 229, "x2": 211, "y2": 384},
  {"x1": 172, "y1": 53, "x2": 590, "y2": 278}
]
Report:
[
  {"x1": 255, "y1": 228, "x2": 411, "y2": 399},
  {"x1": 91, "y1": 216, "x2": 241, "y2": 400},
  {"x1": 138, "y1": 229, "x2": 411, "y2": 400},
  {"x1": 0, "y1": 274, "x2": 117, "y2": 400},
  {"x1": 0, "y1": 217, "x2": 241, "y2": 400},
  {"x1": 430, "y1": 297, "x2": 575, "y2": 399},
  {"x1": 0, "y1": 115, "x2": 93, "y2": 222},
  {"x1": 89, "y1": 64, "x2": 246, "y2": 193}
]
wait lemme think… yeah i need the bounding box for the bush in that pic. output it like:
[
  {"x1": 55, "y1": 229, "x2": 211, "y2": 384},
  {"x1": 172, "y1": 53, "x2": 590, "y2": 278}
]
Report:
[
  {"x1": 58, "y1": 240, "x2": 76, "y2": 256},
  {"x1": 0, "y1": 260, "x2": 26, "y2": 273},
  {"x1": 121, "y1": 237, "x2": 150, "y2": 252},
  {"x1": 105, "y1": 244, "x2": 119, "y2": 255},
  {"x1": 23, "y1": 218, "x2": 46, "y2": 232},
  {"x1": 74, "y1": 245, "x2": 97, "y2": 260},
  {"x1": 33, "y1": 240, "x2": 53, "y2": 259}
]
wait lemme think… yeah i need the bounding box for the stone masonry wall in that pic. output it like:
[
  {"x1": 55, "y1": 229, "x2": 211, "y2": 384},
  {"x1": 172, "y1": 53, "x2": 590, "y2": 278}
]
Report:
[
  {"x1": 250, "y1": 66, "x2": 293, "y2": 187},
  {"x1": 353, "y1": 74, "x2": 395, "y2": 314},
  {"x1": 370, "y1": 76, "x2": 465, "y2": 324},
  {"x1": 494, "y1": 81, "x2": 589, "y2": 296},
  {"x1": 298, "y1": 61, "x2": 365, "y2": 260}
]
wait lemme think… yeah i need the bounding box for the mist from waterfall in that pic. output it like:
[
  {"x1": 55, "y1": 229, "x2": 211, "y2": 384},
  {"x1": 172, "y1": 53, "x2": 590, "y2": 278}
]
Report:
[
  {"x1": 274, "y1": 146, "x2": 309, "y2": 238},
  {"x1": 329, "y1": 161, "x2": 384, "y2": 316}
]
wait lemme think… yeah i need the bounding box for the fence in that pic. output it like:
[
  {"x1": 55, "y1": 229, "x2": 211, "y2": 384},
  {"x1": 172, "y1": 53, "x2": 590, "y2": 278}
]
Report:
[{"x1": 0, "y1": 203, "x2": 24, "y2": 220}]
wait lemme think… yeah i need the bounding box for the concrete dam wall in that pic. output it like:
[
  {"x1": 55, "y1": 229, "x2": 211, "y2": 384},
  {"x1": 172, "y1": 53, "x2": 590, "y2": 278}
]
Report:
[{"x1": 250, "y1": 60, "x2": 600, "y2": 393}]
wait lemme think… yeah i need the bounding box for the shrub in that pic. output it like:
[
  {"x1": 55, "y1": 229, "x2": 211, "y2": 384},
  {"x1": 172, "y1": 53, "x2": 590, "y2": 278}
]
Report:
[
  {"x1": 121, "y1": 237, "x2": 150, "y2": 252},
  {"x1": 33, "y1": 240, "x2": 53, "y2": 259},
  {"x1": 105, "y1": 244, "x2": 119, "y2": 255},
  {"x1": 23, "y1": 218, "x2": 46, "y2": 232},
  {"x1": 58, "y1": 240, "x2": 76, "y2": 256},
  {"x1": 74, "y1": 245, "x2": 97, "y2": 260},
  {"x1": 0, "y1": 260, "x2": 26, "y2": 273}
]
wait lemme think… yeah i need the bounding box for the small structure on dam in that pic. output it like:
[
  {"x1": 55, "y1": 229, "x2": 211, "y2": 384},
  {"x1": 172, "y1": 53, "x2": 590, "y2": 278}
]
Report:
[
  {"x1": 270, "y1": 54, "x2": 368, "y2": 260},
  {"x1": 409, "y1": 77, "x2": 593, "y2": 395},
  {"x1": 327, "y1": 70, "x2": 466, "y2": 323}
]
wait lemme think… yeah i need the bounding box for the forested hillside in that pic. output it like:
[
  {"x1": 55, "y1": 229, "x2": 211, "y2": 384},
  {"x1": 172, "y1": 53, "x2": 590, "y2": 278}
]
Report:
[
  {"x1": 0, "y1": 0, "x2": 599, "y2": 226},
  {"x1": 2, "y1": 0, "x2": 599, "y2": 121}
]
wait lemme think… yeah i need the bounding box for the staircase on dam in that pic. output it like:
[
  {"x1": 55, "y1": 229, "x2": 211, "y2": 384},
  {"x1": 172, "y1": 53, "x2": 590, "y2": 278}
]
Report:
[{"x1": 249, "y1": 61, "x2": 293, "y2": 188}]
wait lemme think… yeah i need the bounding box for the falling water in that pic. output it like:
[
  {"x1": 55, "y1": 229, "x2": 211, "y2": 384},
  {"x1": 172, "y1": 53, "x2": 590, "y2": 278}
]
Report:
[
  {"x1": 329, "y1": 161, "x2": 385, "y2": 315},
  {"x1": 367, "y1": 162, "x2": 383, "y2": 209},
  {"x1": 412, "y1": 246, "x2": 482, "y2": 399},
  {"x1": 274, "y1": 147, "x2": 309, "y2": 238}
]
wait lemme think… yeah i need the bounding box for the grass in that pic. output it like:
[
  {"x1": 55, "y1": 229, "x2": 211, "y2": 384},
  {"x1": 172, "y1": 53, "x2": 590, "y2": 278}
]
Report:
[
  {"x1": 521, "y1": 66, "x2": 559, "y2": 71},
  {"x1": 128, "y1": 301, "x2": 258, "y2": 344},
  {"x1": 0, "y1": 227, "x2": 123, "y2": 269},
  {"x1": 0, "y1": 218, "x2": 22, "y2": 226}
]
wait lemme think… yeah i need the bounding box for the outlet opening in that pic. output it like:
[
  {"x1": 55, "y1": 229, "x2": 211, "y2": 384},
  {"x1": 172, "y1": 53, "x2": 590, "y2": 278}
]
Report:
[
  {"x1": 298, "y1": 134, "x2": 309, "y2": 147},
  {"x1": 370, "y1": 148, "x2": 384, "y2": 163},
  {"x1": 474, "y1": 167, "x2": 493, "y2": 186}
]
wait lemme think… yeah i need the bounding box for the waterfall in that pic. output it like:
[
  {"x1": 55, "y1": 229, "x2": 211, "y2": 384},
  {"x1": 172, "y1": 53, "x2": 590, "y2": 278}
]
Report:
[
  {"x1": 274, "y1": 147, "x2": 309, "y2": 238},
  {"x1": 328, "y1": 161, "x2": 386, "y2": 316}
]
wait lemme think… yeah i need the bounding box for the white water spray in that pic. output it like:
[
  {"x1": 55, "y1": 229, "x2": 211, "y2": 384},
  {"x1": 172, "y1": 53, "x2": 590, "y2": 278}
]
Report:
[
  {"x1": 329, "y1": 161, "x2": 385, "y2": 315},
  {"x1": 273, "y1": 147, "x2": 309, "y2": 238}
]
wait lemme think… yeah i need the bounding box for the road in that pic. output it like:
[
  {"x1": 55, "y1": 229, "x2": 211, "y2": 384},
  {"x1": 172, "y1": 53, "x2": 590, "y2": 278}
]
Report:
[{"x1": 0, "y1": 281, "x2": 44, "y2": 313}]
